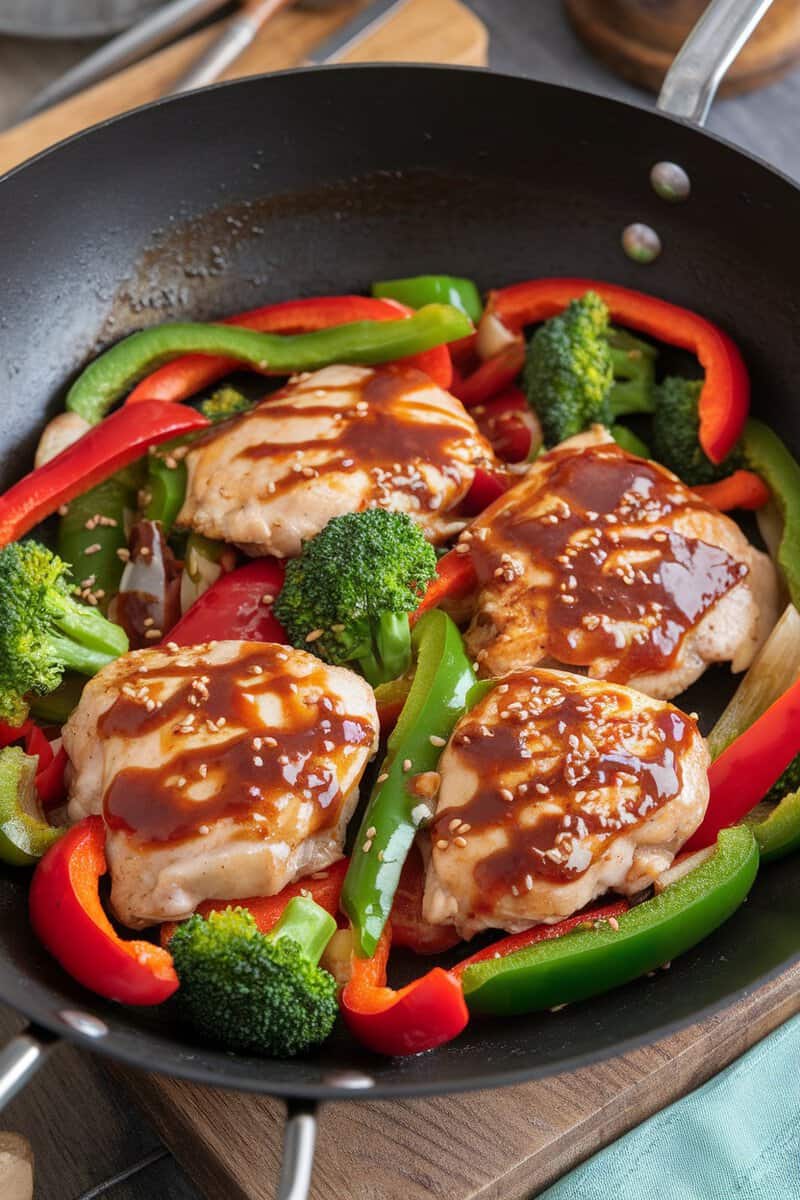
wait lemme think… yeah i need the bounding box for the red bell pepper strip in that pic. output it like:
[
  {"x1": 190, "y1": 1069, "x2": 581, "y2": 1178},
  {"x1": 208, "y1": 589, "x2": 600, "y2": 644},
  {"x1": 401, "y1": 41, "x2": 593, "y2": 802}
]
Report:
[
  {"x1": 29, "y1": 816, "x2": 178, "y2": 1005},
  {"x1": 390, "y1": 845, "x2": 460, "y2": 955},
  {"x1": 0, "y1": 721, "x2": 65, "y2": 808},
  {"x1": 165, "y1": 559, "x2": 287, "y2": 646},
  {"x1": 125, "y1": 295, "x2": 452, "y2": 402},
  {"x1": 460, "y1": 467, "x2": 510, "y2": 517},
  {"x1": 486, "y1": 278, "x2": 748, "y2": 463},
  {"x1": 473, "y1": 387, "x2": 538, "y2": 463},
  {"x1": 0, "y1": 401, "x2": 209, "y2": 549},
  {"x1": 340, "y1": 926, "x2": 468, "y2": 1056},
  {"x1": 686, "y1": 674, "x2": 800, "y2": 852},
  {"x1": 160, "y1": 857, "x2": 348, "y2": 948},
  {"x1": 451, "y1": 339, "x2": 526, "y2": 408},
  {"x1": 412, "y1": 548, "x2": 478, "y2": 623},
  {"x1": 692, "y1": 470, "x2": 770, "y2": 512},
  {"x1": 449, "y1": 900, "x2": 630, "y2": 978}
]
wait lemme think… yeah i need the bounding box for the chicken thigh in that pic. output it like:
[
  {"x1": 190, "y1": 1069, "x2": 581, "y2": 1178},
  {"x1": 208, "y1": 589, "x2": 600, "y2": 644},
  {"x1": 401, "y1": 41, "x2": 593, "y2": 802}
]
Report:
[
  {"x1": 64, "y1": 641, "x2": 379, "y2": 927},
  {"x1": 422, "y1": 668, "x2": 709, "y2": 938},
  {"x1": 463, "y1": 431, "x2": 778, "y2": 699},
  {"x1": 178, "y1": 363, "x2": 499, "y2": 557}
]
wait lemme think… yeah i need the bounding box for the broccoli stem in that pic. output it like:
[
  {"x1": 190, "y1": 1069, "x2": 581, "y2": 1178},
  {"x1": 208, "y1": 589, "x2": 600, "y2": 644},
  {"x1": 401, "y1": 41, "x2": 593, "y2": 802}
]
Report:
[
  {"x1": 608, "y1": 344, "x2": 656, "y2": 418},
  {"x1": 45, "y1": 592, "x2": 129, "y2": 661},
  {"x1": 48, "y1": 635, "x2": 119, "y2": 677},
  {"x1": 268, "y1": 896, "x2": 337, "y2": 967}
]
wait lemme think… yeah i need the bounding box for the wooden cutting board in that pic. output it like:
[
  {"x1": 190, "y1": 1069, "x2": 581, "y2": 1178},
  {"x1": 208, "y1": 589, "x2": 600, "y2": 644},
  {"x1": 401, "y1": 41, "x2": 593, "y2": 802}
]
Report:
[{"x1": 0, "y1": 0, "x2": 488, "y2": 176}]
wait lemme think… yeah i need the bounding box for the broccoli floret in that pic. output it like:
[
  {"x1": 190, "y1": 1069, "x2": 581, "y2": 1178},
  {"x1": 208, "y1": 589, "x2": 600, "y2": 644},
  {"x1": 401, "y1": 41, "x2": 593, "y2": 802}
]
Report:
[
  {"x1": 200, "y1": 386, "x2": 252, "y2": 422},
  {"x1": 0, "y1": 541, "x2": 129, "y2": 724},
  {"x1": 650, "y1": 376, "x2": 742, "y2": 486},
  {"x1": 523, "y1": 292, "x2": 657, "y2": 447},
  {"x1": 170, "y1": 898, "x2": 338, "y2": 1057},
  {"x1": 765, "y1": 755, "x2": 800, "y2": 806},
  {"x1": 274, "y1": 509, "x2": 437, "y2": 686}
]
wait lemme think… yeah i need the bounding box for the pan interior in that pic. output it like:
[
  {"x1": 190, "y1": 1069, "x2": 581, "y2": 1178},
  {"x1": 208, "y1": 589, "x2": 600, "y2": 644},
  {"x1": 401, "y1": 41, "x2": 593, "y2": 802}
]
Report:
[{"x1": 0, "y1": 65, "x2": 798, "y2": 1099}]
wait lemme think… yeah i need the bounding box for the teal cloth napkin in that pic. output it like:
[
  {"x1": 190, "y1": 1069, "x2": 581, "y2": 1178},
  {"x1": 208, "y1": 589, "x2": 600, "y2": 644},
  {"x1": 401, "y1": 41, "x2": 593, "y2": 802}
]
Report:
[{"x1": 540, "y1": 1012, "x2": 800, "y2": 1200}]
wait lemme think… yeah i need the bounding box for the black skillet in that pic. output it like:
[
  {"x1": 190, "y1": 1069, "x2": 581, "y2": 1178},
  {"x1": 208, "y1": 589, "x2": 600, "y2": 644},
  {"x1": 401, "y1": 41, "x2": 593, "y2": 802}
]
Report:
[{"x1": 1, "y1": 1, "x2": 799, "y2": 1193}]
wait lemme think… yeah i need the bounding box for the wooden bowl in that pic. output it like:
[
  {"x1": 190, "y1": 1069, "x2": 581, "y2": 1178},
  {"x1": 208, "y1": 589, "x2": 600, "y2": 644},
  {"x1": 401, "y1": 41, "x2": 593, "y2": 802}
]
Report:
[
  {"x1": 0, "y1": 0, "x2": 161, "y2": 38},
  {"x1": 565, "y1": 0, "x2": 800, "y2": 96}
]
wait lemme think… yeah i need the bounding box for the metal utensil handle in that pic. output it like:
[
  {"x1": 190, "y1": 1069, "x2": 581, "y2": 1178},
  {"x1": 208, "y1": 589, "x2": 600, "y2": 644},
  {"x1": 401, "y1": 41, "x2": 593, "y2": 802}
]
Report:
[
  {"x1": 0, "y1": 1028, "x2": 54, "y2": 1112},
  {"x1": 277, "y1": 1101, "x2": 318, "y2": 1200},
  {"x1": 169, "y1": 0, "x2": 294, "y2": 96},
  {"x1": 657, "y1": 0, "x2": 775, "y2": 126}
]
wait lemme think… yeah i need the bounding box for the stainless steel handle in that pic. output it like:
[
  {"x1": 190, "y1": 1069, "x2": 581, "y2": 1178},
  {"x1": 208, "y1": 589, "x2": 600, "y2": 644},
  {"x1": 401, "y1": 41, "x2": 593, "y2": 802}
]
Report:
[
  {"x1": 657, "y1": 0, "x2": 775, "y2": 126},
  {"x1": 168, "y1": 16, "x2": 260, "y2": 95},
  {"x1": 0, "y1": 1029, "x2": 54, "y2": 1112},
  {"x1": 277, "y1": 1102, "x2": 318, "y2": 1200}
]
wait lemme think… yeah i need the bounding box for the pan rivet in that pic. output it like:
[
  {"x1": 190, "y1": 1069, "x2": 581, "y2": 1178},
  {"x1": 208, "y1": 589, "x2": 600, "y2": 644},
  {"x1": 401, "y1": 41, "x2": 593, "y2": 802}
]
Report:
[
  {"x1": 323, "y1": 1069, "x2": 374, "y2": 1089},
  {"x1": 622, "y1": 223, "x2": 662, "y2": 264},
  {"x1": 650, "y1": 162, "x2": 691, "y2": 203},
  {"x1": 59, "y1": 1010, "x2": 108, "y2": 1038}
]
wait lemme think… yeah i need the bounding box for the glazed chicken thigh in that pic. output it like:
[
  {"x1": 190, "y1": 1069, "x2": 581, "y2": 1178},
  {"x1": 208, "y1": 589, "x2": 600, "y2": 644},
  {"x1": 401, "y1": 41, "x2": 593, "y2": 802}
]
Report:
[
  {"x1": 422, "y1": 668, "x2": 709, "y2": 939},
  {"x1": 178, "y1": 363, "x2": 499, "y2": 557},
  {"x1": 64, "y1": 641, "x2": 379, "y2": 928},
  {"x1": 463, "y1": 430, "x2": 778, "y2": 699}
]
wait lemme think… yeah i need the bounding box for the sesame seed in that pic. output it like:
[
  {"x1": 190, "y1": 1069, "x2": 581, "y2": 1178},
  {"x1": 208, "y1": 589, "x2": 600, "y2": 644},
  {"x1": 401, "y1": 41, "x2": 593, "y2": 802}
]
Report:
[
  {"x1": 83, "y1": 543, "x2": 102, "y2": 556},
  {"x1": 116, "y1": 548, "x2": 130, "y2": 562},
  {"x1": 143, "y1": 617, "x2": 155, "y2": 627},
  {"x1": 305, "y1": 629, "x2": 325, "y2": 643},
  {"x1": 429, "y1": 735, "x2": 446, "y2": 747},
  {"x1": 435, "y1": 839, "x2": 449, "y2": 851},
  {"x1": 145, "y1": 629, "x2": 162, "y2": 639},
  {"x1": 198, "y1": 824, "x2": 210, "y2": 835},
  {"x1": 247, "y1": 664, "x2": 264, "y2": 675},
  {"x1": 362, "y1": 839, "x2": 373, "y2": 853},
  {"x1": 454, "y1": 835, "x2": 467, "y2": 848},
  {"x1": 608, "y1": 916, "x2": 620, "y2": 931},
  {"x1": 402, "y1": 758, "x2": 412, "y2": 772},
  {"x1": 261, "y1": 594, "x2": 275, "y2": 606},
  {"x1": 176, "y1": 776, "x2": 187, "y2": 788},
  {"x1": 377, "y1": 772, "x2": 389, "y2": 784},
  {"x1": 253, "y1": 756, "x2": 263, "y2": 767},
  {"x1": 499, "y1": 787, "x2": 514, "y2": 803},
  {"x1": 58, "y1": 504, "x2": 69, "y2": 516},
  {"x1": 199, "y1": 764, "x2": 208, "y2": 778}
]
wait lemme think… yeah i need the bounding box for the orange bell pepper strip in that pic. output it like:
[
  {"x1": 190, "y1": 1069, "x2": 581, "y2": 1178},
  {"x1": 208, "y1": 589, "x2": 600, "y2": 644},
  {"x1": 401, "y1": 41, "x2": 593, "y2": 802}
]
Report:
[
  {"x1": 340, "y1": 926, "x2": 468, "y2": 1056},
  {"x1": 125, "y1": 295, "x2": 452, "y2": 402},
  {"x1": 451, "y1": 339, "x2": 526, "y2": 408},
  {"x1": 29, "y1": 816, "x2": 178, "y2": 1005},
  {"x1": 685, "y1": 674, "x2": 800, "y2": 851},
  {"x1": 0, "y1": 401, "x2": 209, "y2": 549},
  {"x1": 692, "y1": 470, "x2": 770, "y2": 512},
  {"x1": 486, "y1": 278, "x2": 749, "y2": 463},
  {"x1": 412, "y1": 548, "x2": 478, "y2": 624},
  {"x1": 160, "y1": 857, "x2": 349, "y2": 947}
]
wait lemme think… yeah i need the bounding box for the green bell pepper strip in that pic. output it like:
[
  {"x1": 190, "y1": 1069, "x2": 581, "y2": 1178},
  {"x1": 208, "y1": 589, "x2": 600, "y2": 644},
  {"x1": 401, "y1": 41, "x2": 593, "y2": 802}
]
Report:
[
  {"x1": 372, "y1": 276, "x2": 483, "y2": 324},
  {"x1": 144, "y1": 448, "x2": 187, "y2": 534},
  {"x1": 740, "y1": 418, "x2": 800, "y2": 609},
  {"x1": 461, "y1": 826, "x2": 758, "y2": 1016},
  {"x1": 341, "y1": 609, "x2": 477, "y2": 957},
  {"x1": 57, "y1": 471, "x2": 138, "y2": 611},
  {"x1": 752, "y1": 790, "x2": 800, "y2": 863},
  {"x1": 0, "y1": 746, "x2": 64, "y2": 866},
  {"x1": 67, "y1": 305, "x2": 472, "y2": 425}
]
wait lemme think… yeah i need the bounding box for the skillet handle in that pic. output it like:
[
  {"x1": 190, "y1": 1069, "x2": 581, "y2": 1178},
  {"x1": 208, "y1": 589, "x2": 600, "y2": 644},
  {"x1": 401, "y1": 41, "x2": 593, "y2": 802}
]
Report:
[
  {"x1": 657, "y1": 0, "x2": 775, "y2": 126},
  {"x1": 0, "y1": 1028, "x2": 55, "y2": 1112},
  {"x1": 277, "y1": 1100, "x2": 318, "y2": 1200}
]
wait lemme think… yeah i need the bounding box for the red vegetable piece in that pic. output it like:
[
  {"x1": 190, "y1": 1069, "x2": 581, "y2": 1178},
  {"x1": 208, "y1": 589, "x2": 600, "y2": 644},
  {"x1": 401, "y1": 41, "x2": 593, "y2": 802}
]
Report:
[
  {"x1": 692, "y1": 470, "x2": 770, "y2": 512},
  {"x1": 29, "y1": 816, "x2": 178, "y2": 1006},
  {"x1": 451, "y1": 340, "x2": 526, "y2": 408},
  {"x1": 412, "y1": 548, "x2": 478, "y2": 624},
  {"x1": 165, "y1": 559, "x2": 287, "y2": 646},
  {"x1": 390, "y1": 845, "x2": 460, "y2": 955}
]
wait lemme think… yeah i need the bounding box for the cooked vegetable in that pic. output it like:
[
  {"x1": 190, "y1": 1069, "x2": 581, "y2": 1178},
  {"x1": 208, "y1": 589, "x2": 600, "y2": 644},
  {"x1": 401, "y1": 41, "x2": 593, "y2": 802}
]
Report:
[
  {"x1": 753, "y1": 790, "x2": 800, "y2": 862},
  {"x1": 0, "y1": 400, "x2": 209, "y2": 549},
  {"x1": 170, "y1": 898, "x2": 338, "y2": 1057},
  {"x1": 610, "y1": 423, "x2": 650, "y2": 458},
  {"x1": 486, "y1": 277, "x2": 749, "y2": 462},
  {"x1": 68, "y1": 305, "x2": 471, "y2": 424},
  {"x1": 126, "y1": 294, "x2": 454, "y2": 406},
  {"x1": 169, "y1": 558, "x2": 287, "y2": 647},
  {"x1": 275, "y1": 510, "x2": 437, "y2": 687},
  {"x1": 199, "y1": 386, "x2": 252, "y2": 422},
  {"x1": 0, "y1": 746, "x2": 64, "y2": 866},
  {"x1": 144, "y1": 446, "x2": 188, "y2": 533},
  {"x1": 29, "y1": 816, "x2": 178, "y2": 1005},
  {"x1": 58, "y1": 471, "x2": 138, "y2": 611},
  {"x1": 692, "y1": 470, "x2": 771, "y2": 512},
  {"x1": 522, "y1": 292, "x2": 656, "y2": 447},
  {"x1": 650, "y1": 377, "x2": 738, "y2": 485},
  {"x1": 460, "y1": 827, "x2": 758, "y2": 1015},
  {"x1": 708, "y1": 604, "x2": 800, "y2": 760},
  {"x1": 452, "y1": 339, "x2": 525, "y2": 407},
  {"x1": 372, "y1": 274, "x2": 483, "y2": 323},
  {"x1": 740, "y1": 419, "x2": 800, "y2": 610},
  {"x1": 341, "y1": 926, "x2": 468, "y2": 1056},
  {"x1": 341, "y1": 609, "x2": 476, "y2": 957},
  {"x1": 0, "y1": 541, "x2": 128, "y2": 724}
]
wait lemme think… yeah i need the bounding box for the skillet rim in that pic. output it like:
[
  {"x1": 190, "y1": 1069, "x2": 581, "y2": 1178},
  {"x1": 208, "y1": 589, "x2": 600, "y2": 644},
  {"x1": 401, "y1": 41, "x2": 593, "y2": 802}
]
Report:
[{"x1": 1, "y1": 63, "x2": 799, "y2": 1100}]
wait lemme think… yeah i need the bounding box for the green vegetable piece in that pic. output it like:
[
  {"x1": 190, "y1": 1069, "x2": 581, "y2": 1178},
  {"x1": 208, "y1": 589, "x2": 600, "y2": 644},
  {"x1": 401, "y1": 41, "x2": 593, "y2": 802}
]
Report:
[
  {"x1": 740, "y1": 418, "x2": 800, "y2": 611},
  {"x1": 58, "y1": 472, "x2": 137, "y2": 611},
  {"x1": 372, "y1": 275, "x2": 483, "y2": 323},
  {"x1": 753, "y1": 790, "x2": 800, "y2": 863},
  {"x1": 523, "y1": 293, "x2": 657, "y2": 448},
  {"x1": 66, "y1": 304, "x2": 472, "y2": 425},
  {"x1": 341, "y1": 609, "x2": 477, "y2": 957},
  {"x1": 0, "y1": 540, "x2": 129, "y2": 724},
  {"x1": 200, "y1": 386, "x2": 253, "y2": 422},
  {"x1": 144, "y1": 448, "x2": 188, "y2": 535},
  {"x1": 29, "y1": 675, "x2": 86, "y2": 725},
  {"x1": 461, "y1": 826, "x2": 758, "y2": 1015},
  {"x1": 763, "y1": 755, "x2": 800, "y2": 807},
  {"x1": 610, "y1": 424, "x2": 651, "y2": 458},
  {"x1": 650, "y1": 376, "x2": 742, "y2": 485},
  {"x1": 170, "y1": 897, "x2": 338, "y2": 1057},
  {"x1": 275, "y1": 510, "x2": 438, "y2": 687},
  {"x1": 0, "y1": 746, "x2": 63, "y2": 866}
]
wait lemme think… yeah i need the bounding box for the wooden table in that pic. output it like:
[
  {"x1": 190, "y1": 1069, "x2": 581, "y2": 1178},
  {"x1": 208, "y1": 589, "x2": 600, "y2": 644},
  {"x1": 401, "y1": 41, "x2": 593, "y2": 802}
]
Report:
[{"x1": 2, "y1": 3, "x2": 800, "y2": 1197}]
